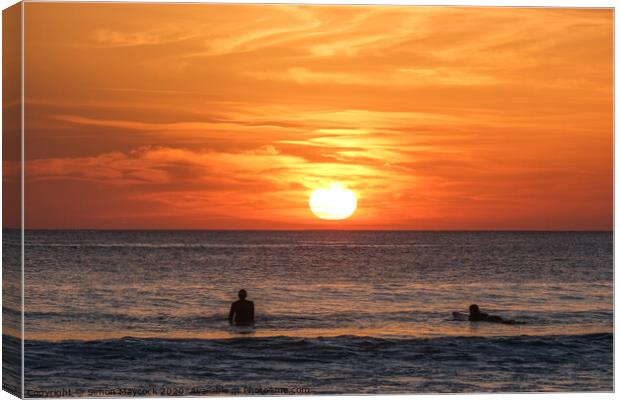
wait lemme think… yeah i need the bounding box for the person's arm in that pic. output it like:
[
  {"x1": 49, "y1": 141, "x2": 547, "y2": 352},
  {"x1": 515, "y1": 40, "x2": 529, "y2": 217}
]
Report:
[
  {"x1": 228, "y1": 303, "x2": 235, "y2": 325},
  {"x1": 250, "y1": 302, "x2": 255, "y2": 323}
]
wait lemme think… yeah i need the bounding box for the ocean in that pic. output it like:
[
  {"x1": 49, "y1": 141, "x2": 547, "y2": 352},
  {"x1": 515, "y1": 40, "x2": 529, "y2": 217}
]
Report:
[{"x1": 4, "y1": 231, "x2": 614, "y2": 394}]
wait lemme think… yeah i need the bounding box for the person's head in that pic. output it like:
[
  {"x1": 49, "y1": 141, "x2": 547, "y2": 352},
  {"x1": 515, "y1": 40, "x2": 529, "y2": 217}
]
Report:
[
  {"x1": 238, "y1": 289, "x2": 248, "y2": 300},
  {"x1": 469, "y1": 304, "x2": 480, "y2": 314}
]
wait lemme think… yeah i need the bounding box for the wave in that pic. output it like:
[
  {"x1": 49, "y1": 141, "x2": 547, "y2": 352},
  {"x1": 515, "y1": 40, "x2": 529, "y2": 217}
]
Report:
[
  {"x1": 20, "y1": 332, "x2": 613, "y2": 372},
  {"x1": 21, "y1": 331, "x2": 612, "y2": 351},
  {"x1": 18, "y1": 333, "x2": 613, "y2": 393}
]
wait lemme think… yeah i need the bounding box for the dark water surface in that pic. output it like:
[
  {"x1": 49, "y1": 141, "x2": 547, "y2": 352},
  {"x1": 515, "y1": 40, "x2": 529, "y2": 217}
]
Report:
[{"x1": 11, "y1": 231, "x2": 613, "y2": 393}]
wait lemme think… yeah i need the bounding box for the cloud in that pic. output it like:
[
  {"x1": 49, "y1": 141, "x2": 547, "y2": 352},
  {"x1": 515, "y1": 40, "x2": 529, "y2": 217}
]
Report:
[
  {"x1": 249, "y1": 66, "x2": 500, "y2": 87},
  {"x1": 26, "y1": 145, "x2": 303, "y2": 186},
  {"x1": 92, "y1": 28, "x2": 198, "y2": 47}
]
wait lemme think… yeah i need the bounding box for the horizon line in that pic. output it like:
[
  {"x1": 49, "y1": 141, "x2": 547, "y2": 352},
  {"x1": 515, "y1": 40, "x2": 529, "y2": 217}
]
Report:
[{"x1": 4, "y1": 228, "x2": 614, "y2": 233}]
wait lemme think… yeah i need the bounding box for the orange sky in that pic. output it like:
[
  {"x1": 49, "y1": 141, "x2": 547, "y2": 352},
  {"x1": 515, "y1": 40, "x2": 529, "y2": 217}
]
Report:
[{"x1": 20, "y1": 4, "x2": 612, "y2": 230}]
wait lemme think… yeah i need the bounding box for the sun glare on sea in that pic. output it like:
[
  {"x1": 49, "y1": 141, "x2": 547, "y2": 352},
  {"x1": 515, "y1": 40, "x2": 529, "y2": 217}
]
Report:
[{"x1": 309, "y1": 183, "x2": 357, "y2": 220}]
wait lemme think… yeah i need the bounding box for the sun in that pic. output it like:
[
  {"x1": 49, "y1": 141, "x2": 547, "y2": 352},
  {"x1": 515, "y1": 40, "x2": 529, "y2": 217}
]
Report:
[{"x1": 309, "y1": 183, "x2": 357, "y2": 220}]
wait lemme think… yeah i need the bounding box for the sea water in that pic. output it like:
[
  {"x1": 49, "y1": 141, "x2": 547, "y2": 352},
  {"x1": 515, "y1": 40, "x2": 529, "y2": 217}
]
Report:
[{"x1": 4, "y1": 231, "x2": 613, "y2": 393}]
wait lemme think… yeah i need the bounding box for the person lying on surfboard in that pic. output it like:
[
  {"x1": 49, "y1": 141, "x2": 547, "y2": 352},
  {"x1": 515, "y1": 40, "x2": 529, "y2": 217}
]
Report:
[
  {"x1": 453, "y1": 304, "x2": 522, "y2": 325},
  {"x1": 228, "y1": 289, "x2": 255, "y2": 327}
]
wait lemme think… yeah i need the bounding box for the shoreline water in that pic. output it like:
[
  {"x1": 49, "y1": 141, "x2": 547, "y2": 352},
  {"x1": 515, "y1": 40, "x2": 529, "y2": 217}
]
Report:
[{"x1": 14, "y1": 332, "x2": 613, "y2": 394}]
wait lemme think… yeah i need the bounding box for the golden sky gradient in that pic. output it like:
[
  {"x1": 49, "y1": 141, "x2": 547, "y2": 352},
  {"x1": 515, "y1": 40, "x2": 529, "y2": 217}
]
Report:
[{"x1": 21, "y1": 4, "x2": 612, "y2": 229}]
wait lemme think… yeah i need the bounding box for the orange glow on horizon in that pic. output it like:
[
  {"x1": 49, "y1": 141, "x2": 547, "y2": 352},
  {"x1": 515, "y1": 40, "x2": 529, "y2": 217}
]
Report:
[{"x1": 18, "y1": 4, "x2": 612, "y2": 230}]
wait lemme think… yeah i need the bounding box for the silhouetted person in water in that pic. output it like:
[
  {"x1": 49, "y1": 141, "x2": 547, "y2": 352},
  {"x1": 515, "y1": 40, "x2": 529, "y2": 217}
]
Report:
[
  {"x1": 468, "y1": 304, "x2": 518, "y2": 325},
  {"x1": 228, "y1": 289, "x2": 255, "y2": 326}
]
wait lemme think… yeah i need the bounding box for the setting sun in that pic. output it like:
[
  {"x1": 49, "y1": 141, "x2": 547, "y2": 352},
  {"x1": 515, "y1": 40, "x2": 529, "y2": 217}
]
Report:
[{"x1": 309, "y1": 184, "x2": 357, "y2": 220}]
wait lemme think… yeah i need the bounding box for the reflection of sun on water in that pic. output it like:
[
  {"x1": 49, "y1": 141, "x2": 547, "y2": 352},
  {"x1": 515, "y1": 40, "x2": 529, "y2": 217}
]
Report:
[{"x1": 309, "y1": 183, "x2": 357, "y2": 220}]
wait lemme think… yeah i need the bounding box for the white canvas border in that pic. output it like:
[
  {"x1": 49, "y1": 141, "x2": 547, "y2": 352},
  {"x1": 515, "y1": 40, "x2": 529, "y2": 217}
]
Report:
[{"x1": 0, "y1": 1, "x2": 615, "y2": 400}]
